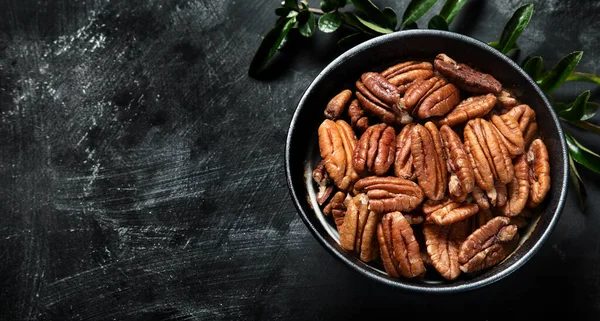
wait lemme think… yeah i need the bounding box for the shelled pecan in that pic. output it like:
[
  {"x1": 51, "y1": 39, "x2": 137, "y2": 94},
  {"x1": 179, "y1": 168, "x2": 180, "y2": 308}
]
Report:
[
  {"x1": 422, "y1": 198, "x2": 479, "y2": 226},
  {"x1": 412, "y1": 123, "x2": 447, "y2": 201},
  {"x1": 353, "y1": 176, "x2": 424, "y2": 212},
  {"x1": 458, "y1": 217, "x2": 518, "y2": 273},
  {"x1": 394, "y1": 123, "x2": 416, "y2": 180},
  {"x1": 440, "y1": 125, "x2": 474, "y2": 201},
  {"x1": 323, "y1": 191, "x2": 347, "y2": 229},
  {"x1": 377, "y1": 212, "x2": 426, "y2": 278},
  {"x1": 318, "y1": 119, "x2": 359, "y2": 191},
  {"x1": 438, "y1": 94, "x2": 496, "y2": 127},
  {"x1": 424, "y1": 220, "x2": 468, "y2": 280},
  {"x1": 356, "y1": 72, "x2": 412, "y2": 124},
  {"x1": 348, "y1": 99, "x2": 371, "y2": 133},
  {"x1": 403, "y1": 77, "x2": 460, "y2": 119},
  {"x1": 500, "y1": 154, "x2": 530, "y2": 217},
  {"x1": 325, "y1": 89, "x2": 352, "y2": 120},
  {"x1": 353, "y1": 124, "x2": 396, "y2": 176},
  {"x1": 527, "y1": 139, "x2": 551, "y2": 207},
  {"x1": 339, "y1": 194, "x2": 380, "y2": 262},
  {"x1": 490, "y1": 113, "x2": 525, "y2": 157},
  {"x1": 381, "y1": 61, "x2": 434, "y2": 94},
  {"x1": 471, "y1": 183, "x2": 507, "y2": 210},
  {"x1": 434, "y1": 53, "x2": 502, "y2": 94}
]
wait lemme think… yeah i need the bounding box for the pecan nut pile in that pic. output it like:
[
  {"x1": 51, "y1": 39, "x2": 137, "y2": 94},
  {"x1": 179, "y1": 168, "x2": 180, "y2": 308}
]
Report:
[{"x1": 313, "y1": 53, "x2": 551, "y2": 282}]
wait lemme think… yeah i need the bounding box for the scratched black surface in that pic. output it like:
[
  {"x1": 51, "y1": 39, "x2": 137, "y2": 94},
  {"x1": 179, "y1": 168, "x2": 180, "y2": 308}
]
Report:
[{"x1": 1, "y1": 0, "x2": 600, "y2": 320}]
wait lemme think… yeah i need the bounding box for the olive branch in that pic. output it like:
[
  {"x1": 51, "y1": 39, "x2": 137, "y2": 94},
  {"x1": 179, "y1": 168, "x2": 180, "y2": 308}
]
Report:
[{"x1": 249, "y1": 0, "x2": 600, "y2": 211}]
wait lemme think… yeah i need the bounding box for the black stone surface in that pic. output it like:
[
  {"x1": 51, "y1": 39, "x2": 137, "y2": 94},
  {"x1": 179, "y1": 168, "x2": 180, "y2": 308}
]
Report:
[{"x1": 0, "y1": 0, "x2": 599, "y2": 320}]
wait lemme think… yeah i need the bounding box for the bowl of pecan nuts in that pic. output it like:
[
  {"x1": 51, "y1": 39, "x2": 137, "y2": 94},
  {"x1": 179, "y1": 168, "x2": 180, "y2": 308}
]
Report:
[{"x1": 285, "y1": 30, "x2": 567, "y2": 292}]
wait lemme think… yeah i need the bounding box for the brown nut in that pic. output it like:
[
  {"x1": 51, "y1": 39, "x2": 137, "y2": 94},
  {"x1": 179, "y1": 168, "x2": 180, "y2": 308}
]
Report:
[
  {"x1": 324, "y1": 191, "x2": 347, "y2": 229},
  {"x1": 500, "y1": 154, "x2": 530, "y2": 217},
  {"x1": 412, "y1": 123, "x2": 447, "y2": 201},
  {"x1": 527, "y1": 139, "x2": 551, "y2": 207},
  {"x1": 318, "y1": 119, "x2": 359, "y2": 191},
  {"x1": 325, "y1": 89, "x2": 352, "y2": 120},
  {"x1": 348, "y1": 99, "x2": 371, "y2": 133},
  {"x1": 377, "y1": 212, "x2": 426, "y2": 278},
  {"x1": 471, "y1": 182, "x2": 508, "y2": 210},
  {"x1": 491, "y1": 113, "x2": 525, "y2": 157},
  {"x1": 354, "y1": 176, "x2": 424, "y2": 213},
  {"x1": 313, "y1": 160, "x2": 333, "y2": 205},
  {"x1": 469, "y1": 208, "x2": 494, "y2": 232},
  {"x1": 506, "y1": 104, "x2": 538, "y2": 146},
  {"x1": 495, "y1": 89, "x2": 518, "y2": 112},
  {"x1": 403, "y1": 77, "x2": 460, "y2": 119},
  {"x1": 424, "y1": 220, "x2": 468, "y2": 280},
  {"x1": 339, "y1": 194, "x2": 380, "y2": 262},
  {"x1": 438, "y1": 94, "x2": 496, "y2": 127},
  {"x1": 440, "y1": 125, "x2": 475, "y2": 201},
  {"x1": 356, "y1": 72, "x2": 413, "y2": 125},
  {"x1": 458, "y1": 216, "x2": 519, "y2": 273},
  {"x1": 353, "y1": 124, "x2": 396, "y2": 176},
  {"x1": 394, "y1": 123, "x2": 416, "y2": 180},
  {"x1": 403, "y1": 212, "x2": 425, "y2": 225},
  {"x1": 464, "y1": 118, "x2": 514, "y2": 191},
  {"x1": 434, "y1": 53, "x2": 502, "y2": 94},
  {"x1": 423, "y1": 198, "x2": 479, "y2": 226},
  {"x1": 381, "y1": 61, "x2": 434, "y2": 94}
]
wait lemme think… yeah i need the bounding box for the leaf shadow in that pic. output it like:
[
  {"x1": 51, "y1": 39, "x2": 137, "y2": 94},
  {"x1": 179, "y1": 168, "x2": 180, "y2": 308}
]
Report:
[{"x1": 451, "y1": 0, "x2": 486, "y2": 35}]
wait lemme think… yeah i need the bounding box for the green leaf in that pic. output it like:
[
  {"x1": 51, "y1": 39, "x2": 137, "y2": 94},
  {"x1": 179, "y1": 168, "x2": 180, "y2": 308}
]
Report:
[
  {"x1": 275, "y1": 7, "x2": 291, "y2": 16},
  {"x1": 565, "y1": 119, "x2": 600, "y2": 135},
  {"x1": 583, "y1": 102, "x2": 600, "y2": 121},
  {"x1": 539, "y1": 51, "x2": 584, "y2": 93},
  {"x1": 355, "y1": 14, "x2": 393, "y2": 34},
  {"x1": 382, "y1": 7, "x2": 398, "y2": 30},
  {"x1": 298, "y1": 11, "x2": 316, "y2": 37},
  {"x1": 489, "y1": 41, "x2": 519, "y2": 53},
  {"x1": 495, "y1": 4, "x2": 533, "y2": 54},
  {"x1": 565, "y1": 132, "x2": 600, "y2": 174},
  {"x1": 350, "y1": 0, "x2": 393, "y2": 29},
  {"x1": 401, "y1": 0, "x2": 438, "y2": 28},
  {"x1": 554, "y1": 102, "x2": 569, "y2": 114},
  {"x1": 248, "y1": 17, "x2": 295, "y2": 77},
  {"x1": 559, "y1": 90, "x2": 590, "y2": 121},
  {"x1": 321, "y1": 0, "x2": 347, "y2": 12},
  {"x1": 283, "y1": 0, "x2": 298, "y2": 9},
  {"x1": 522, "y1": 55, "x2": 544, "y2": 81},
  {"x1": 428, "y1": 15, "x2": 449, "y2": 30},
  {"x1": 569, "y1": 155, "x2": 588, "y2": 212},
  {"x1": 566, "y1": 72, "x2": 600, "y2": 85},
  {"x1": 439, "y1": 0, "x2": 467, "y2": 24},
  {"x1": 337, "y1": 32, "x2": 368, "y2": 48},
  {"x1": 318, "y1": 12, "x2": 343, "y2": 33},
  {"x1": 341, "y1": 12, "x2": 377, "y2": 35}
]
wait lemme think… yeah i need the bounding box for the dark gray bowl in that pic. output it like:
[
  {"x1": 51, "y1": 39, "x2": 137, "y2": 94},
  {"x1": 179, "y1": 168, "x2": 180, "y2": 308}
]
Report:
[{"x1": 285, "y1": 30, "x2": 568, "y2": 293}]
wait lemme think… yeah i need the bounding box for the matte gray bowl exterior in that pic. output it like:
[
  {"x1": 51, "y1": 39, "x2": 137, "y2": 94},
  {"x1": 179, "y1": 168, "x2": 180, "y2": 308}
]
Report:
[{"x1": 285, "y1": 30, "x2": 568, "y2": 293}]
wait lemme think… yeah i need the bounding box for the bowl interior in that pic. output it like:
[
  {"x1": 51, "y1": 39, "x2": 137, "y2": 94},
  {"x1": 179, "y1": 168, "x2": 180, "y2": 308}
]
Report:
[{"x1": 285, "y1": 30, "x2": 567, "y2": 293}]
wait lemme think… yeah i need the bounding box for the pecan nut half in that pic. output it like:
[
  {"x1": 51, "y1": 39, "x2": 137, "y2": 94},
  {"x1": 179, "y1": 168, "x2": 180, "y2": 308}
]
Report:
[
  {"x1": 500, "y1": 154, "x2": 530, "y2": 216},
  {"x1": 318, "y1": 119, "x2": 359, "y2": 191},
  {"x1": 424, "y1": 220, "x2": 468, "y2": 280},
  {"x1": 403, "y1": 77, "x2": 460, "y2": 119},
  {"x1": 495, "y1": 89, "x2": 518, "y2": 112},
  {"x1": 356, "y1": 72, "x2": 412, "y2": 124},
  {"x1": 323, "y1": 191, "x2": 347, "y2": 229},
  {"x1": 469, "y1": 208, "x2": 494, "y2": 232},
  {"x1": 438, "y1": 94, "x2": 496, "y2": 127},
  {"x1": 348, "y1": 99, "x2": 371, "y2": 133},
  {"x1": 458, "y1": 216, "x2": 519, "y2": 273},
  {"x1": 353, "y1": 124, "x2": 396, "y2": 176},
  {"x1": 434, "y1": 53, "x2": 502, "y2": 94},
  {"x1": 339, "y1": 194, "x2": 380, "y2": 262},
  {"x1": 440, "y1": 125, "x2": 475, "y2": 201},
  {"x1": 354, "y1": 176, "x2": 424, "y2": 213},
  {"x1": 381, "y1": 61, "x2": 434, "y2": 94},
  {"x1": 394, "y1": 123, "x2": 416, "y2": 180},
  {"x1": 313, "y1": 160, "x2": 333, "y2": 205},
  {"x1": 325, "y1": 89, "x2": 352, "y2": 120},
  {"x1": 527, "y1": 139, "x2": 551, "y2": 207},
  {"x1": 423, "y1": 198, "x2": 479, "y2": 226},
  {"x1": 491, "y1": 113, "x2": 525, "y2": 157},
  {"x1": 471, "y1": 183, "x2": 507, "y2": 210},
  {"x1": 464, "y1": 118, "x2": 514, "y2": 191},
  {"x1": 412, "y1": 123, "x2": 447, "y2": 201},
  {"x1": 377, "y1": 212, "x2": 426, "y2": 278},
  {"x1": 506, "y1": 104, "x2": 538, "y2": 147}
]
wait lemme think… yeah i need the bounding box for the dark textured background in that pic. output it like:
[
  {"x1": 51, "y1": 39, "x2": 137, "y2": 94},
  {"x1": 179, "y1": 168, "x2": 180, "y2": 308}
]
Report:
[{"x1": 1, "y1": 0, "x2": 599, "y2": 320}]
